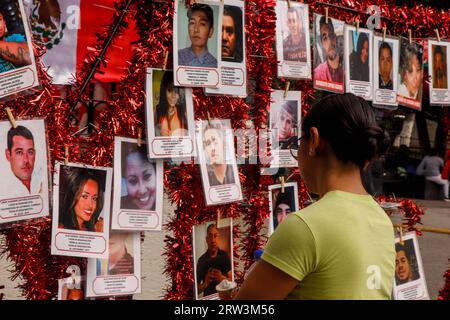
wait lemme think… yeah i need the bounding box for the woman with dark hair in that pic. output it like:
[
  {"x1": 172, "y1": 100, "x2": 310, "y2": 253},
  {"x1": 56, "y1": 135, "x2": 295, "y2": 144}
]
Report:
[
  {"x1": 120, "y1": 142, "x2": 156, "y2": 211},
  {"x1": 398, "y1": 43, "x2": 423, "y2": 99},
  {"x1": 350, "y1": 32, "x2": 370, "y2": 81},
  {"x1": 237, "y1": 93, "x2": 395, "y2": 300},
  {"x1": 58, "y1": 168, "x2": 104, "y2": 232},
  {"x1": 154, "y1": 71, "x2": 188, "y2": 137}
]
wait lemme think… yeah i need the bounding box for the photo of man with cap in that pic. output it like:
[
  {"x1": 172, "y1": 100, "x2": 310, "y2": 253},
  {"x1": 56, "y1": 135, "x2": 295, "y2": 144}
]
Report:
[
  {"x1": 270, "y1": 100, "x2": 298, "y2": 150},
  {"x1": 178, "y1": 3, "x2": 218, "y2": 68}
]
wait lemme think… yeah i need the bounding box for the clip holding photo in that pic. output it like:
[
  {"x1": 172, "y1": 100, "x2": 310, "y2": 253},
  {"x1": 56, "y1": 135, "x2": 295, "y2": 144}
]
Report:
[
  {"x1": 64, "y1": 145, "x2": 69, "y2": 165},
  {"x1": 137, "y1": 128, "x2": 142, "y2": 147},
  {"x1": 4, "y1": 107, "x2": 17, "y2": 129},
  {"x1": 284, "y1": 81, "x2": 291, "y2": 98}
]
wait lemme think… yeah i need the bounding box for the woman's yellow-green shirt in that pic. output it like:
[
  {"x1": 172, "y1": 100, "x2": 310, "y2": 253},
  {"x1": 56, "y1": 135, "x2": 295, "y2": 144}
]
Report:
[{"x1": 262, "y1": 190, "x2": 396, "y2": 300}]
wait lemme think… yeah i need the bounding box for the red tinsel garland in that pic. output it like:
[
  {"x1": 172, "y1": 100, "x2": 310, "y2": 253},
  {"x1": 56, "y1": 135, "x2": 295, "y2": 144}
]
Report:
[
  {"x1": 438, "y1": 259, "x2": 450, "y2": 300},
  {"x1": 0, "y1": 0, "x2": 136, "y2": 299}
]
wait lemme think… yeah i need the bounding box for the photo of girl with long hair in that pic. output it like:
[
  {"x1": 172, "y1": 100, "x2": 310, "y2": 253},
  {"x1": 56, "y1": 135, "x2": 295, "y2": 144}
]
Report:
[
  {"x1": 154, "y1": 71, "x2": 188, "y2": 137},
  {"x1": 58, "y1": 166, "x2": 107, "y2": 233}
]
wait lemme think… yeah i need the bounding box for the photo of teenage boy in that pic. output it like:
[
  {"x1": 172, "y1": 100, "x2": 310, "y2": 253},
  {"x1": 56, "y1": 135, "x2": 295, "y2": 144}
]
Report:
[{"x1": 178, "y1": 3, "x2": 217, "y2": 68}]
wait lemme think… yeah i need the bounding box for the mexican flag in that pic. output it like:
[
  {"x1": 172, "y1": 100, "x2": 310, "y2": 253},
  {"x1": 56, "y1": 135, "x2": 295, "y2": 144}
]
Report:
[{"x1": 25, "y1": 0, "x2": 138, "y2": 84}]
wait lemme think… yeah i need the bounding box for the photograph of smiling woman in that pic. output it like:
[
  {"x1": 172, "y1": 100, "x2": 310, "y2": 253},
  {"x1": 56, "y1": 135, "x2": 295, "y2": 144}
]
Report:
[
  {"x1": 58, "y1": 167, "x2": 106, "y2": 232},
  {"x1": 120, "y1": 141, "x2": 156, "y2": 211}
]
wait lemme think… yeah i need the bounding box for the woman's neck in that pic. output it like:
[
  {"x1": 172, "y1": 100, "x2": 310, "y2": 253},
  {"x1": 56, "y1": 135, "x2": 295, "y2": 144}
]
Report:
[
  {"x1": 313, "y1": 157, "x2": 368, "y2": 198},
  {"x1": 76, "y1": 216, "x2": 85, "y2": 231},
  {"x1": 168, "y1": 104, "x2": 176, "y2": 116}
]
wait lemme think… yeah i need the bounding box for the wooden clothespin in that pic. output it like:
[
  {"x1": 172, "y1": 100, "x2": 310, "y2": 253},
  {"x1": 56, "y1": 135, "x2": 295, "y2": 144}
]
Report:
[
  {"x1": 356, "y1": 19, "x2": 360, "y2": 34},
  {"x1": 408, "y1": 29, "x2": 412, "y2": 44},
  {"x1": 280, "y1": 176, "x2": 285, "y2": 193},
  {"x1": 64, "y1": 145, "x2": 69, "y2": 165},
  {"x1": 287, "y1": 0, "x2": 291, "y2": 8},
  {"x1": 382, "y1": 27, "x2": 387, "y2": 41},
  {"x1": 435, "y1": 29, "x2": 441, "y2": 42},
  {"x1": 162, "y1": 50, "x2": 169, "y2": 70},
  {"x1": 137, "y1": 128, "x2": 142, "y2": 147},
  {"x1": 216, "y1": 208, "x2": 222, "y2": 228},
  {"x1": 397, "y1": 226, "x2": 404, "y2": 245},
  {"x1": 207, "y1": 111, "x2": 212, "y2": 125},
  {"x1": 325, "y1": 8, "x2": 329, "y2": 23},
  {"x1": 284, "y1": 81, "x2": 291, "y2": 98},
  {"x1": 4, "y1": 107, "x2": 17, "y2": 128}
]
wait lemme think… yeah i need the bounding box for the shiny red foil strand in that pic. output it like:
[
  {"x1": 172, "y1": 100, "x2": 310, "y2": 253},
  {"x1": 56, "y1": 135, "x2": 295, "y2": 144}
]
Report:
[
  {"x1": 0, "y1": 0, "x2": 137, "y2": 300},
  {"x1": 239, "y1": 0, "x2": 278, "y2": 274},
  {"x1": 0, "y1": 44, "x2": 84, "y2": 300},
  {"x1": 376, "y1": 195, "x2": 425, "y2": 234},
  {"x1": 438, "y1": 259, "x2": 450, "y2": 300}
]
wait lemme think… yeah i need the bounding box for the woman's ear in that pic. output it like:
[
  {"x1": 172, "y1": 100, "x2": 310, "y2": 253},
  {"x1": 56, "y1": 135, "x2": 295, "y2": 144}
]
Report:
[{"x1": 309, "y1": 127, "x2": 320, "y2": 154}]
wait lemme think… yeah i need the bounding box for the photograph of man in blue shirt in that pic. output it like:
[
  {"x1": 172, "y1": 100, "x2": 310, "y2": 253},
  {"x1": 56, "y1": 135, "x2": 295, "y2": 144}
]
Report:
[{"x1": 178, "y1": 3, "x2": 217, "y2": 68}]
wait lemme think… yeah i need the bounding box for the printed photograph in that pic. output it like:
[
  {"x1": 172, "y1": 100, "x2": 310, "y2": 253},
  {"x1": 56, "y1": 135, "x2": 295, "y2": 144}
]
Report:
[
  {"x1": 269, "y1": 182, "x2": 299, "y2": 234},
  {"x1": 0, "y1": 119, "x2": 49, "y2": 225},
  {"x1": 177, "y1": 1, "x2": 220, "y2": 68},
  {"x1": 221, "y1": 4, "x2": 243, "y2": 63},
  {"x1": 202, "y1": 120, "x2": 236, "y2": 187},
  {"x1": 393, "y1": 232, "x2": 430, "y2": 300},
  {"x1": 398, "y1": 38, "x2": 424, "y2": 106},
  {"x1": 313, "y1": 14, "x2": 344, "y2": 92},
  {"x1": 57, "y1": 165, "x2": 108, "y2": 233},
  {"x1": 193, "y1": 218, "x2": 233, "y2": 300}
]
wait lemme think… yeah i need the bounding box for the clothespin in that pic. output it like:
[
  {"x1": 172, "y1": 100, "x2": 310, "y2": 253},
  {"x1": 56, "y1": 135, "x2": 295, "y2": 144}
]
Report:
[
  {"x1": 4, "y1": 107, "x2": 17, "y2": 128},
  {"x1": 408, "y1": 29, "x2": 412, "y2": 44},
  {"x1": 207, "y1": 111, "x2": 212, "y2": 125},
  {"x1": 397, "y1": 226, "x2": 404, "y2": 245},
  {"x1": 64, "y1": 145, "x2": 69, "y2": 165},
  {"x1": 137, "y1": 128, "x2": 142, "y2": 147},
  {"x1": 287, "y1": 0, "x2": 291, "y2": 8},
  {"x1": 435, "y1": 29, "x2": 441, "y2": 42},
  {"x1": 356, "y1": 19, "x2": 360, "y2": 34},
  {"x1": 325, "y1": 8, "x2": 329, "y2": 24},
  {"x1": 284, "y1": 81, "x2": 290, "y2": 98},
  {"x1": 382, "y1": 27, "x2": 387, "y2": 41},
  {"x1": 162, "y1": 50, "x2": 169, "y2": 70},
  {"x1": 280, "y1": 176, "x2": 285, "y2": 193},
  {"x1": 216, "y1": 208, "x2": 222, "y2": 228}
]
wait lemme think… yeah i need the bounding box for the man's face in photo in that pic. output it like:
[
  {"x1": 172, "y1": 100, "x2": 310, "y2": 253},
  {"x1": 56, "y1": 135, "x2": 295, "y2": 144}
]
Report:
[
  {"x1": 276, "y1": 203, "x2": 291, "y2": 224},
  {"x1": 275, "y1": 108, "x2": 295, "y2": 140},
  {"x1": 188, "y1": 9, "x2": 214, "y2": 50},
  {"x1": 222, "y1": 14, "x2": 237, "y2": 58},
  {"x1": 287, "y1": 10, "x2": 300, "y2": 38},
  {"x1": 434, "y1": 51, "x2": 445, "y2": 78},
  {"x1": 320, "y1": 24, "x2": 337, "y2": 61},
  {"x1": 204, "y1": 128, "x2": 225, "y2": 166},
  {"x1": 206, "y1": 225, "x2": 219, "y2": 252},
  {"x1": 379, "y1": 46, "x2": 393, "y2": 81},
  {"x1": 6, "y1": 135, "x2": 36, "y2": 183}
]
